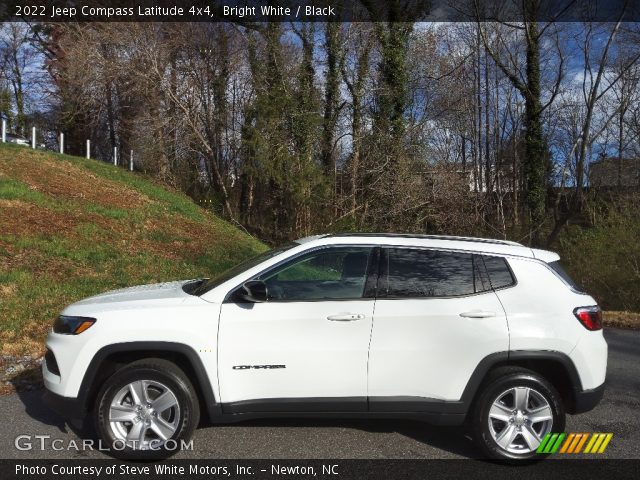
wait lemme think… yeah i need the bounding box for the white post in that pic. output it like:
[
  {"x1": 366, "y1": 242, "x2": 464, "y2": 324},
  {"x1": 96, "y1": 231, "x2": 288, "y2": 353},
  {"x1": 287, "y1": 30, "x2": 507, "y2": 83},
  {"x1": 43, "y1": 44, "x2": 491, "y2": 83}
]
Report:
[
  {"x1": 59, "y1": 133, "x2": 64, "y2": 154},
  {"x1": 32, "y1": 127, "x2": 36, "y2": 149},
  {"x1": 2, "y1": 119, "x2": 6, "y2": 142},
  {"x1": 86, "y1": 139, "x2": 90, "y2": 159},
  {"x1": 130, "y1": 150, "x2": 133, "y2": 171},
  {"x1": 113, "y1": 146, "x2": 117, "y2": 166}
]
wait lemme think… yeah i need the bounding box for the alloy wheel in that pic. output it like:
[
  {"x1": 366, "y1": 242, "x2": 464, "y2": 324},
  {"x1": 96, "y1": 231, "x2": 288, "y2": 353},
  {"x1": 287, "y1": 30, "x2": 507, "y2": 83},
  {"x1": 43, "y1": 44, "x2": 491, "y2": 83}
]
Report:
[
  {"x1": 108, "y1": 380, "x2": 181, "y2": 450},
  {"x1": 487, "y1": 386, "x2": 554, "y2": 455}
]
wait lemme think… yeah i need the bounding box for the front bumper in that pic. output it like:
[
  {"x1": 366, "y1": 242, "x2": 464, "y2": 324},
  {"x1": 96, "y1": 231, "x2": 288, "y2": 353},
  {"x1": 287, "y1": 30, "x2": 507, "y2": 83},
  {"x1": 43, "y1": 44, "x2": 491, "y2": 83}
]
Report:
[
  {"x1": 43, "y1": 389, "x2": 86, "y2": 419},
  {"x1": 42, "y1": 345, "x2": 86, "y2": 419},
  {"x1": 573, "y1": 383, "x2": 605, "y2": 414}
]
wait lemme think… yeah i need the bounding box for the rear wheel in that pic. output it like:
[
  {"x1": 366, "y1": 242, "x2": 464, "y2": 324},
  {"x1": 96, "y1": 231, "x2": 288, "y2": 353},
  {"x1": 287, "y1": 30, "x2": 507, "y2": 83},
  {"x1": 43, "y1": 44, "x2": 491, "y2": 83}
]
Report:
[
  {"x1": 471, "y1": 367, "x2": 565, "y2": 462},
  {"x1": 95, "y1": 358, "x2": 200, "y2": 460}
]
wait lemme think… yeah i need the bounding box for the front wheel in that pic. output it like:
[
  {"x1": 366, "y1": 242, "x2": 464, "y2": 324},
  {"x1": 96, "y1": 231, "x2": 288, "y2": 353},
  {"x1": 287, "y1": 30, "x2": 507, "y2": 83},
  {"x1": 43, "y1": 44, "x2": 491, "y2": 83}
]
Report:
[
  {"x1": 471, "y1": 367, "x2": 565, "y2": 462},
  {"x1": 95, "y1": 358, "x2": 200, "y2": 460}
]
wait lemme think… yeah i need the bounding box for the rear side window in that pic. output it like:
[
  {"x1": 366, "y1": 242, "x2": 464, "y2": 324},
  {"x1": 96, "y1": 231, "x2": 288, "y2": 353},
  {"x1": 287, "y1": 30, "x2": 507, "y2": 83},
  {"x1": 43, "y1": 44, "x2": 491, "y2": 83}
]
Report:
[
  {"x1": 380, "y1": 248, "x2": 476, "y2": 298},
  {"x1": 473, "y1": 255, "x2": 491, "y2": 292},
  {"x1": 548, "y1": 260, "x2": 582, "y2": 292},
  {"x1": 482, "y1": 255, "x2": 516, "y2": 289}
]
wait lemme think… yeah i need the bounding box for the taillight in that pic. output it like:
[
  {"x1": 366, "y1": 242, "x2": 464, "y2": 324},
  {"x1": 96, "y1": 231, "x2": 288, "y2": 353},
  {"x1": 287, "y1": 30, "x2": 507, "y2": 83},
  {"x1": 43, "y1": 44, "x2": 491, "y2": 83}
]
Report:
[{"x1": 573, "y1": 306, "x2": 602, "y2": 331}]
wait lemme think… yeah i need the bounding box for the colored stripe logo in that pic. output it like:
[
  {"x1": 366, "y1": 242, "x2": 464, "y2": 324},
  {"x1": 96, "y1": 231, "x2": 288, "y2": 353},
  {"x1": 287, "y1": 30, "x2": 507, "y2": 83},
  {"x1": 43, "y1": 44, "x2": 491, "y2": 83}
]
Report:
[{"x1": 537, "y1": 433, "x2": 613, "y2": 454}]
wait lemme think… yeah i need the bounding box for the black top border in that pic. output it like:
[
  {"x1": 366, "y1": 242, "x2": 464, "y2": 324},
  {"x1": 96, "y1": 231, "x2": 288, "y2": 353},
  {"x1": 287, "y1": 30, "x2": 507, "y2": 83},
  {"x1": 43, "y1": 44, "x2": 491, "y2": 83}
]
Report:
[{"x1": 2, "y1": 0, "x2": 640, "y2": 23}]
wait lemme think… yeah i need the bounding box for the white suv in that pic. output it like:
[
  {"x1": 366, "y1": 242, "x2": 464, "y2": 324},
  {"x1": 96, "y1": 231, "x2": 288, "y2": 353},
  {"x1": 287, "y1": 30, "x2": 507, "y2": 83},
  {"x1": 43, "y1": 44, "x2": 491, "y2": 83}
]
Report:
[{"x1": 43, "y1": 234, "x2": 607, "y2": 461}]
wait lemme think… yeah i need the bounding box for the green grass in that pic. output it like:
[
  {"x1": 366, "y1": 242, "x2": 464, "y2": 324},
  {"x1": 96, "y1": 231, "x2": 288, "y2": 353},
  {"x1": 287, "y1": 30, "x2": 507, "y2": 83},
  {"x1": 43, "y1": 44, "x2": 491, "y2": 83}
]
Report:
[
  {"x1": 0, "y1": 177, "x2": 48, "y2": 204},
  {"x1": 57, "y1": 150, "x2": 205, "y2": 221},
  {"x1": 84, "y1": 203, "x2": 131, "y2": 219},
  {"x1": 0, "y1": 143, "x2": 266, "y2": 355}
]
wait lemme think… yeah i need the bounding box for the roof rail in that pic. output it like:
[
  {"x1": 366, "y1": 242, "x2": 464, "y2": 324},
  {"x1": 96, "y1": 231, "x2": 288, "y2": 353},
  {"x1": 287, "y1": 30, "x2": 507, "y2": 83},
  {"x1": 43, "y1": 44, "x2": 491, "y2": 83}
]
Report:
[{"x1": 325, "y1": 233, "x2": 523, "y2": 247}]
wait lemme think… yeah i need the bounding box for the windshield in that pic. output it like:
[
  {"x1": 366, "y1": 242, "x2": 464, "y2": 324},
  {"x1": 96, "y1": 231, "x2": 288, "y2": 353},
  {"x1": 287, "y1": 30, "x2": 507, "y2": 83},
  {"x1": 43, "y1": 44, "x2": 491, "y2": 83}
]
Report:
[{"x1": 190, "y1": 242, "x2": 298, "y2": 296}]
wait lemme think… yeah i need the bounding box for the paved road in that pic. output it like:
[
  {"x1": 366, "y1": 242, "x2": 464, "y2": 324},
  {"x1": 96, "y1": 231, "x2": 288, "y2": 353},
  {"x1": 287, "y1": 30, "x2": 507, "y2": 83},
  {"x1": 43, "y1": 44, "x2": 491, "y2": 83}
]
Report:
[{"x1": 0, "y1": 329, "x2": 638, "y2": 459}]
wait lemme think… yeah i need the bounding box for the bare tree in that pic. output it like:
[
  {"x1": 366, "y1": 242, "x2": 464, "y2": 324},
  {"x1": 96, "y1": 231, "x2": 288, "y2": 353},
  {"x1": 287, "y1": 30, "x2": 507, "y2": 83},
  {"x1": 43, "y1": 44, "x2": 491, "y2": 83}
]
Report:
[
  {"x1": 342, "y1": 23, "x2": 373, "y2": 223},
  {"x1": 477, "y1": 1, "x2": 565, "y2": 242},
  {"x1": 0, "y1": 22, "x2": 38, "y2": 135},
  {"x1": 546, "y1": 18, "x2": 640, "y2": 246}
]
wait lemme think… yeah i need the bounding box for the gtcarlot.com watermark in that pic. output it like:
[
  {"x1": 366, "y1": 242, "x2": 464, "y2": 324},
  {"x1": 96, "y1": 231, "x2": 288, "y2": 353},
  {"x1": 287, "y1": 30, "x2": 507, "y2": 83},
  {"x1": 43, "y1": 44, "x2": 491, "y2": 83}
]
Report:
[{"x1": 15, "y1": 434, "x2": 193, "y2": 452}]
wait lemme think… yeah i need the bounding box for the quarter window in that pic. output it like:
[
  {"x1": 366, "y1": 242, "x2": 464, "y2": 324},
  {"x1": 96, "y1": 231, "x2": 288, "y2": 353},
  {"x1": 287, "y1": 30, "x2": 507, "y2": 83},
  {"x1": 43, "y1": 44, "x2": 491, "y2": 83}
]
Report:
[
  {"x1": 482, "y1": 255, "x2": 516, "y2": 289},
  {"x1": 380, "y1": 249, "x2": 476, "y2": 298},
  {"x1": 548, "y1": 260, "x2": 582, "y2": 292}
]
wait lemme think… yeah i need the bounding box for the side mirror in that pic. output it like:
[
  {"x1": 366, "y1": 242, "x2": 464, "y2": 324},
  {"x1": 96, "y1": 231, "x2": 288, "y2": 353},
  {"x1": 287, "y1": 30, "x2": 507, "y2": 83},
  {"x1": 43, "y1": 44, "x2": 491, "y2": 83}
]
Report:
[{"x1": 238, "y1": 280, "x2": 268, "y2": 303}]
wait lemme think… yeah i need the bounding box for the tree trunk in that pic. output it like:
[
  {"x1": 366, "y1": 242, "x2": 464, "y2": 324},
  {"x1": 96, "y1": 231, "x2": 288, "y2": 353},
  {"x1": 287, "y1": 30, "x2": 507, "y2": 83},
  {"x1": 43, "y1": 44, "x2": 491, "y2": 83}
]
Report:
[
  {"x1": 523, "y1": 19, "x2": 546, "y2": 242},
  {"x1": 321, "y1": 22, "x2": 341, "y2": 175},
  {"x1": 10, "y1": 47, "x2": 25, "y2": 136},
  {"x1": 344, "y1": 31, "x2": 371, "y2": 223}
]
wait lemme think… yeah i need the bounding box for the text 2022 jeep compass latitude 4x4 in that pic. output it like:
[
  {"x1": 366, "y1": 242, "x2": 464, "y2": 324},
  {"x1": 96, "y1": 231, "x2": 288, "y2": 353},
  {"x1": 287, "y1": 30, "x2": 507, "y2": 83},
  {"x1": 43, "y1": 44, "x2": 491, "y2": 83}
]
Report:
[{"x1": 43, "y1": 234, "x2": 607, "y2": 461}]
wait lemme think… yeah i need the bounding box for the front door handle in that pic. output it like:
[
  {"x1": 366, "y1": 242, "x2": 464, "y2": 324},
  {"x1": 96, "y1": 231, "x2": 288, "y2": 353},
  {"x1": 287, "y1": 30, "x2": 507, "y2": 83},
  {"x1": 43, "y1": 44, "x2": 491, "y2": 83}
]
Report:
[
  {"x1": 327, "y1": 313, "x2": 365, "y2": 321},
  {"x1": 459, "y1": 310, "x2": 496, "y2": 318}
]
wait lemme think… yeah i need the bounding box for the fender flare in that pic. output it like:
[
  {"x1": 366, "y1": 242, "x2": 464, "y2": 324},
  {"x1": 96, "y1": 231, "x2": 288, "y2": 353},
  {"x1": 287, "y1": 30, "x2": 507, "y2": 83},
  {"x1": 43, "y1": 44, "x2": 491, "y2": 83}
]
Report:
[
  {"x1": 78, "y1": 341, "x2": 221, "y2": 420},
  {"x1": 459, "y1": 350, "x2": 583, "y2": 409}
]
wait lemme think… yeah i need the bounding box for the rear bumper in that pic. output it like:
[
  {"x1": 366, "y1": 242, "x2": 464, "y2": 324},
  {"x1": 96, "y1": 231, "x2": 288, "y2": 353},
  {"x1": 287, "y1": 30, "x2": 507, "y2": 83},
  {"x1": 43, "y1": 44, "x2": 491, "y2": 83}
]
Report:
[
  {"x1": 43, "y1": 389, "x2": 85, "y2": 419},
  {"x1": 573, "y1": 383, "x2": 605, "y2": 414}
]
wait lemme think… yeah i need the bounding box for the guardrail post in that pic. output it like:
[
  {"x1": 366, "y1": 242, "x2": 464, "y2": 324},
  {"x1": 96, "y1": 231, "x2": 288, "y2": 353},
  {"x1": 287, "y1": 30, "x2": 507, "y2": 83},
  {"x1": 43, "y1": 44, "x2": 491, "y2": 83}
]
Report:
[
  {"x1": 2, "y1": 119, "x2": 6, "y2": 142},
  {"x1": 32, "y1": 126, "x2": 36, "y2": 149},
  {"x1": 130, "y1": 150, "x2": 133, "y2": 171},
  {"x1": 59, "y1": 133, "x2": 64, "y2": 154},
  {"x1": 113, "y1": 146, "x2": 117, "y2": 166},
  {"x1": 86, "y1": 139, "x2": 90, "y2": 159}
]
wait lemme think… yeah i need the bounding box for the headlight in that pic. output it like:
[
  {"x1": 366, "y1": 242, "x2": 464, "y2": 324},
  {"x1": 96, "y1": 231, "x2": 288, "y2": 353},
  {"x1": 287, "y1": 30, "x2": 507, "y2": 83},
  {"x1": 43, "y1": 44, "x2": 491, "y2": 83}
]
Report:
[{"x1": 53, "y1": 315, "x2": 96, "y2": 334}]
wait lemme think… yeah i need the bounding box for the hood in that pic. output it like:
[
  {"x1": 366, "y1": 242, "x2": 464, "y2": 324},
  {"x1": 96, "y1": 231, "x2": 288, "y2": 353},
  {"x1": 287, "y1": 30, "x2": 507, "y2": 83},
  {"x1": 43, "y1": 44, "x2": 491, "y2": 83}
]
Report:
[{"x1": 71, "y1": 280, "x2": 195, "y2": 306}]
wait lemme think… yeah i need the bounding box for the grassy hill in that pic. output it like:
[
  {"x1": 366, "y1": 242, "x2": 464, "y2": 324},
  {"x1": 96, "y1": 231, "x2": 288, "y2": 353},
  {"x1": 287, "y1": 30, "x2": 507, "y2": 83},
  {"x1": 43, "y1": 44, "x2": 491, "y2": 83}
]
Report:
[
  {"x1": 1, "y1": 143, "x2": 637, "y2": 362},
  {"x1": 0, "y1": 143, "x2": 265, "y2": 356}
]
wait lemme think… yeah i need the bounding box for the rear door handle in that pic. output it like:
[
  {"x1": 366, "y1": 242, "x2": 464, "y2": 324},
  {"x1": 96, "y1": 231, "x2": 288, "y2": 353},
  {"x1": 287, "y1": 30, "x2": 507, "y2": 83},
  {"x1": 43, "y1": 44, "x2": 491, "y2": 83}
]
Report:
[
  {"x1": 327, "y1": 313, "x2": 365, "y2": 321},
  {"x1": 459, "y1": 310, "x2": 496, "y2": 318}
]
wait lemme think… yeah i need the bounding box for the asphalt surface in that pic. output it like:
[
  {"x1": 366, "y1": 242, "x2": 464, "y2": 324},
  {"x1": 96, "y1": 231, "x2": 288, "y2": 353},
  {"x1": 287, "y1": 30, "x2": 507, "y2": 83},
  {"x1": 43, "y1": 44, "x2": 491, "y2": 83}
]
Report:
[{"x1": 0, "y1": 328, "x2": 638, "y2": 460}]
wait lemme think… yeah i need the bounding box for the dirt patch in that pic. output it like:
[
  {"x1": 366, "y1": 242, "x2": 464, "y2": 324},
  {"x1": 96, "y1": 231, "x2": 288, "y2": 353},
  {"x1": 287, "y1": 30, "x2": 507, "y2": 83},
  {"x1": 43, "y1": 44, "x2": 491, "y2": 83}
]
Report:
[
  {"x1": 0, "y1": 325, "x2": 47, "y2": 357},
  {"x1": 0, "y1": 283, "x2": 17, "y2": 297},
  {"x1": 0, "y1": 355, "x2": 43, "y2": 395},
  {"x1": 116, "y1": 216, "x2": 212, "y2": 260},
  {"x1": 168, "y1": 216, "x2": 231, "y2": 251},
  {"x1": 0, "y1": 200, "x2": 88, "y2": 279},
  {"x1": 604, "y1": 311, "x2": 640, "y2": 330},
  {"x1": 0, "y1": 153, "x2": 150, "y2": 209},
  {"x1": 75, "y1": 216, "x2": 190, "y2": 260},
  {"x1": 0, "y1": 199, "x2": 78, "y2": 237}
]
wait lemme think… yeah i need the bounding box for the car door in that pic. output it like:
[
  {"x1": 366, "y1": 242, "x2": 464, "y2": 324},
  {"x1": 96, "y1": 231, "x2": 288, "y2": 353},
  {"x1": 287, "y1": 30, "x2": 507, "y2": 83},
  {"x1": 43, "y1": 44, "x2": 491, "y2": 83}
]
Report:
[
  {"x1": 368, "y1": 248, "x2": 510, "y2": 410},
  {"x1": 217, "y1": 246, "x2": 377, "y2": 413}
]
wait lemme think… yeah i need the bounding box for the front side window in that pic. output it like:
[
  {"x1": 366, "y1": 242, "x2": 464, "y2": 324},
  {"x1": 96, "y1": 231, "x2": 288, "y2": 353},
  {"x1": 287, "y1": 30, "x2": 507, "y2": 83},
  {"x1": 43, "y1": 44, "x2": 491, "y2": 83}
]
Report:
[
  {"x1": 380, "y1": 248, "x2": 476, "y2": 298},
  {"x1": 258, "y1": 247, "x2": 373, "y2": 301},
  {"x1": 190, "y1": 242, "x2": 298, "y2": 295}
]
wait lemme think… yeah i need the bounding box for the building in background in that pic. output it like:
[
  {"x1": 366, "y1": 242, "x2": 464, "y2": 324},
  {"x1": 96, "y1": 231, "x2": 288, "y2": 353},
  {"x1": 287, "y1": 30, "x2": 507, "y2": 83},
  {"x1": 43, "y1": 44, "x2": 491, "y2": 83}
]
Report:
[{"x1": 589, "y1": 157, "x2": 640, "y2": 189}]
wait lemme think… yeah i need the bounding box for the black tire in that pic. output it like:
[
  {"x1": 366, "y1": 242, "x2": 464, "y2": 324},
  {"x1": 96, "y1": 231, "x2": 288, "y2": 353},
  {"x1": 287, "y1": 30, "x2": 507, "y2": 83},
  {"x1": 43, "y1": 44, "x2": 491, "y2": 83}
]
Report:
[
  {"x1": 95, "y1": 358, "x2": 200, "y2": 460},
  {"x1": 471, "y1": 367, "x2": 565, "y2": 463}
]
